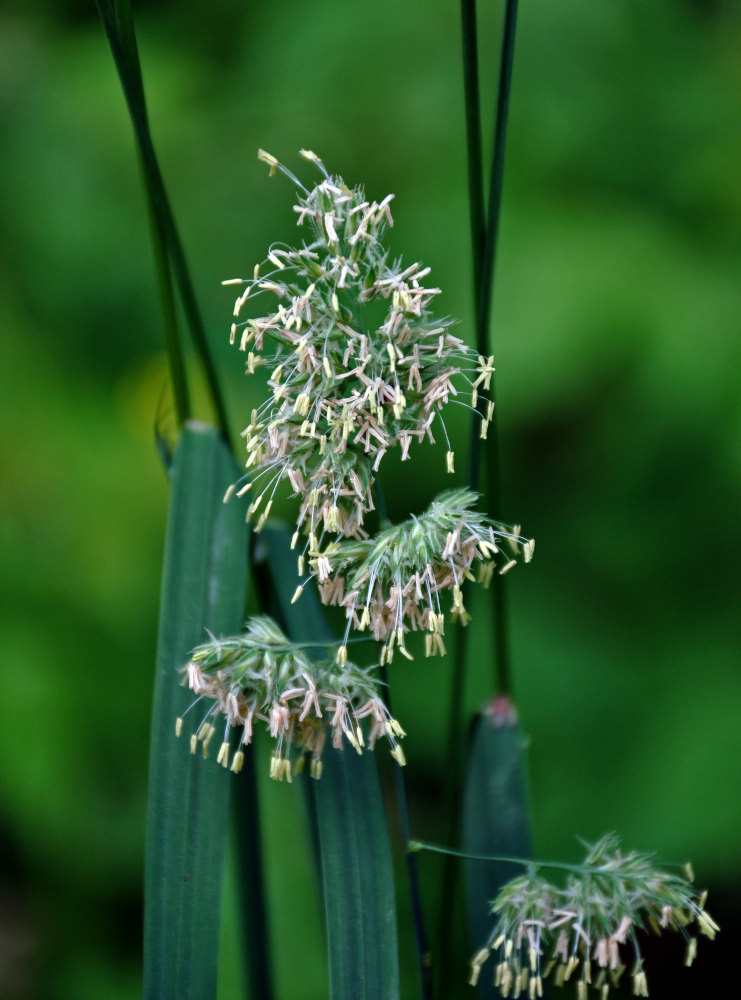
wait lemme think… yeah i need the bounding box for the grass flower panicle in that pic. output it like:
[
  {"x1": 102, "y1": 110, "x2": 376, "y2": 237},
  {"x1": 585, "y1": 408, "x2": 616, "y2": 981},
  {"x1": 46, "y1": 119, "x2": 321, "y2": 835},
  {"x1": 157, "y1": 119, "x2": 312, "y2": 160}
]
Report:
[
  {"x1": 310, "y1": 488, "x2": 534, "y2": 662},
  {"x1": 224, "y1": 150, "x2": 501, "y2": 544},
  {"x1": 469, "y1": 834, "x2": 719, "y2": 998},
  {"x1": 176, "y1": 615, "x2": 405, "y2": 779}
]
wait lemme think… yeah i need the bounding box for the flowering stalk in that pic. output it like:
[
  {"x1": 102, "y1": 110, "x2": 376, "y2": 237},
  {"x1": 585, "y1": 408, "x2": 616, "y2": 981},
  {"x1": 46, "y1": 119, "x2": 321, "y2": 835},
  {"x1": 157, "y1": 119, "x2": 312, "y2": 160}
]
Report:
[
  {"x1": 313, "y1": 487, "x2": 533, "y2": 662},
  {"x1": 177, "y1": 615, "x2": 405, "y2": 780},
  {"x1": 467, "y1": 834, "x2": 718, "y2": 999},
  {"x1": 223, "y1": 150, "x2": 502, "y2": 550}
]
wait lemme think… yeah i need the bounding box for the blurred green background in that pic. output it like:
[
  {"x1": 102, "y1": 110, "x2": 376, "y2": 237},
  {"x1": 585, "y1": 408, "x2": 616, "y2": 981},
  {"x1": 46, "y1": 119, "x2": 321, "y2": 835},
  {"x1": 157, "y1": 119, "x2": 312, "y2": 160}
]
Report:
[{"x1": 1, "y1": 0, "x2": 740, "y2": 997}]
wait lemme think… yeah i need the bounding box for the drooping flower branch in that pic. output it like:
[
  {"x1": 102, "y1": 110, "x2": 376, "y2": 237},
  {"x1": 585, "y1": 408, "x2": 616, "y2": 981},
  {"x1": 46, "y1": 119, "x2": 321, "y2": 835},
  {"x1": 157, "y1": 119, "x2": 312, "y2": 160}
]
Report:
[
  {"x1": 304, "y1": 487, "x2": 534, "y2": 663},
  {"x1": 469, "y1": 834, "x2": 719, "y2": 999},
  {"x1": 176, "y1": 615, "x2": 405, "y2": 780}
]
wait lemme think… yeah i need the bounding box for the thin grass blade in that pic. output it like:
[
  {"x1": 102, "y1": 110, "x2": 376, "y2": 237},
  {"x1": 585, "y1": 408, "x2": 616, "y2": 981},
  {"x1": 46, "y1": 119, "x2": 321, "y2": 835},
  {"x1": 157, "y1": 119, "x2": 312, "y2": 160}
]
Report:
[
  {"x1": 463, "y1": 697, "x2": 534, "y2": 999},
  {"x1": 144, "y1": 421, "x2": 249, "y2": 1000},
  {"x1": 96, "y1": 0, "x2": 231, "y2": 441}
]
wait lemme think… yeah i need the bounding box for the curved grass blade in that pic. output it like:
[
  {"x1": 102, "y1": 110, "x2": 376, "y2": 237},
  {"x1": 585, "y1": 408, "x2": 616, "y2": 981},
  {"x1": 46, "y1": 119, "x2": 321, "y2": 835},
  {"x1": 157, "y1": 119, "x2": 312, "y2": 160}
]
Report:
[
  {"x1": 96, "y1": 0, "x2": 231, "y2": 442},
  {"x1": 463, "y1": 697, "x2": 533, "y2": 999},
  {"x1": 144, "y1": 422, "x2": 249, "y2": 1000},
  {"x1": 256, "y1": 525, "x2": 400, "y2": 1000}
]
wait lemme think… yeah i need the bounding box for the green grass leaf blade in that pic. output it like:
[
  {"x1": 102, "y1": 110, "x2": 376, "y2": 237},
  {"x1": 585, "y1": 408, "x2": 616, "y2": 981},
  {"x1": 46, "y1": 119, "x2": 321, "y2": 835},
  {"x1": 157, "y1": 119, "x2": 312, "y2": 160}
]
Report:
[
  {"x1": 314, "y1": 747, "x2": 399, "y2": 1000},
  {"x1": 144, "y1": 422, "x2": 249, "y2": 1000},
  {"x1": 462, "y1": 699, "x2": 533, "y2": 998},
  {"x1": 256, "y1": 525, "x2": 400, "y2": 1000},
  {"x1": 96, "y1": 0, "x2": 232, "y2": 442}
]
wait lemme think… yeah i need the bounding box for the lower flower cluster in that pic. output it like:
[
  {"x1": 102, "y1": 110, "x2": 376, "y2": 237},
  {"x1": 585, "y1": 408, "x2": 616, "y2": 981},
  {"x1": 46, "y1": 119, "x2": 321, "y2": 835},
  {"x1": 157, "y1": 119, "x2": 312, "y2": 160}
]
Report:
[
  {"x1": 308, "y1": 488, "x2": 534, "y2": 662},
  {"x1": 176, "y1": 615, "x2": 405, "y2": 780},
  {"x1": 469, "y1": 835, "x2": 718, "y2": 999}
]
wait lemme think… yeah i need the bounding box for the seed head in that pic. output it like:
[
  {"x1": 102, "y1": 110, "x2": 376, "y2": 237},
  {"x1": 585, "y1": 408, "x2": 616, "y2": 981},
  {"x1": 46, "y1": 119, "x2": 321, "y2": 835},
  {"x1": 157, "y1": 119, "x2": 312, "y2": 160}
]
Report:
[
  {"x1": 176, "y1": 615, "x2": 405, "y2": 778},
  {"x1": 470, "y1": 834, "x2": 718, "y2": 997}
]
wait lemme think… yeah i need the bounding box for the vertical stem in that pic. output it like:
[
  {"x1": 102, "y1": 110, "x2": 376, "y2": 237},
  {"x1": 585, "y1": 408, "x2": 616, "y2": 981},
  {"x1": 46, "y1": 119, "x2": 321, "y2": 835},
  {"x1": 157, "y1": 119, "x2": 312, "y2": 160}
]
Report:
[
  {"x1": 479, "y1": 0, "x2": 518, "y2": 696},
  {"x1": 381, "y1": 664, "x2": 434, "y2": 1000},
  {"x1": 437, "y1": 2, "x2": 520, "y2": 993},
  {"x1": 233, "y1": 749, "x2": 274, "y2": 1000}
]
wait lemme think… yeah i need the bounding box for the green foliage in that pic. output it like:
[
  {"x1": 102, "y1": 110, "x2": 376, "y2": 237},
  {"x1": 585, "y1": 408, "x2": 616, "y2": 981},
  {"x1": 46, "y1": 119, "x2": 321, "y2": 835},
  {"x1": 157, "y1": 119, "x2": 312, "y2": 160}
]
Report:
[
  {"x1": 0, "y1": 2, "x2": 739, "y2": 998},
  {"x1": 144, "y1": 422, "x2": 248, "y2": 999}
]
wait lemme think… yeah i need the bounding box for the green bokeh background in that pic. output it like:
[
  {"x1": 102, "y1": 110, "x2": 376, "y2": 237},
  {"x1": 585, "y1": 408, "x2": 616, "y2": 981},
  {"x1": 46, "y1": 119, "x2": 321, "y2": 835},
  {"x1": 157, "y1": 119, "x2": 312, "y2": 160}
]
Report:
[{"x1": 1, "y1": 1, "x2": 739, "y2": 997}]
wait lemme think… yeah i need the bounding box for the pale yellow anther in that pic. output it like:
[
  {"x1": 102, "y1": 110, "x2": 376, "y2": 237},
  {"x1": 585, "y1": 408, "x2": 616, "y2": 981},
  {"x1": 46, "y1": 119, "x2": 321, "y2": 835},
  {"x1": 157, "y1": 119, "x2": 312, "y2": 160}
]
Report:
[
  {"x1": 190, "y1": 734, "x2": 198, "y2": 755},
  {"x1": 290, "y1": 531, "x2": 300, "y2": 550},
  {"x1": 480, "y1": 420, "x2": 489, "y2": 440},
  {"x1": 323, "y1": 356, "x2": 332, "y2": 378},
  {"x1": 632, "y1": 970, "x2": 648, "y2": 997},
  {"x1": 297, "y1": 555, "x2": 305, "y2": 575},
  {"x1": 698, "y1": 909, "x2": 720, "y2": 939},
  {"x1": 253, "y1": 263, "x2": 260, "y2": 279},
  {"x1": 332, "y1": 292, "x2": 340, "y2": 313},
  {"x1": 257, "y1": 148, "x2": 279, "y2": 175},
  {"x1": 523, "y1": 539, "x2": 535, "y2": 563},
  {"x1": 446, "y1": 450, "x2": 455, "y2": 474},
  {"x1": 230, "y1": 323, "x2": 237, "y2": 344},
  {"x1": 230, "y1": 750, "x2": 244, "y2": 774},
  {"x1": 217, "y1": 742, "x2": 230, "y2": 767},
  {"x1": 293, "y1": 393, "x2": 310, "y2": 416},
  {"x1": 390, "y1": 744, "x2": 406, "y2": 766},
  {"x1": 386, "y1": 341, "x2": 396, "y2": 372},
  {"x1": 685, "y1": 938, "x2": 697, "y2": 966},
  {"x1": 268, "y1": 251, "x2": 285, "y2": 270},
  {"x1": 291, "y1": 585, "x2": 304, "y2": 604},
  {"x1": 336, "y1": 644, "x2": 348, "y2": 666},
  {"x1": 175, "y1": 717, "x2": 183, "y2": 738},
  {"x1": 223, "y1": 484, "x2": 236, "y2": 504},
  {"x1": 499, "y1": 559, "x2": 517, "y2": 575}
]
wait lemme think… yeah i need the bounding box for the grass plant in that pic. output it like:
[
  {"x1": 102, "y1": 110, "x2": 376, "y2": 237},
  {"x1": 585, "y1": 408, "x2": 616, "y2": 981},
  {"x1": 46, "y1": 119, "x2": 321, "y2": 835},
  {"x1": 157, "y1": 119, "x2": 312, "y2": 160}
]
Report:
[{"x1": 95, "y1": 2, "x2": 719, "y2": 998}]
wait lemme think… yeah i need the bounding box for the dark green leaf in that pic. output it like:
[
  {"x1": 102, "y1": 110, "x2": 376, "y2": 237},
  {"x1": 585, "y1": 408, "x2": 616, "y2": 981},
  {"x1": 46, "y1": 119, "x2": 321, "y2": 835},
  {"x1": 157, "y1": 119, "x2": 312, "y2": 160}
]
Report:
[
  {"x1": 463, "y1": 698, "x2": 533, "y2": 999},
  {"x1": 256, "y1": 524, "x2": 400, "y2": 1000},
  {"x1": 144, "y1": 422, "x2": 249, "y2": 1000}
]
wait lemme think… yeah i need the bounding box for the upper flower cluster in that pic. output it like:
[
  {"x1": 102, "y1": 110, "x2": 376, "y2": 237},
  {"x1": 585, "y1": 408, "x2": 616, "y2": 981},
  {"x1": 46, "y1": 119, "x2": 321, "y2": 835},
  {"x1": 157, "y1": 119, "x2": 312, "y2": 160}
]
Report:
[
  {"x1": 223, "y1": 149, "x2": 497, "y2": 545},
  {"x1": 177, "y1": 615, "x2": 405, "y2": 780},
  {"x1": 469, "y1": 834, "x2": 719, "y2": 999}
]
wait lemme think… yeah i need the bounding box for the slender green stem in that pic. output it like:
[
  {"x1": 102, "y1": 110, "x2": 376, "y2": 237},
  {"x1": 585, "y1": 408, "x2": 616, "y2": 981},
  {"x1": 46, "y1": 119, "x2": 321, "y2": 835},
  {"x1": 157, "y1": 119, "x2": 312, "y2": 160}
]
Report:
[
  {"x1": 144, "y1": 185, "x2": 191, "y2": 425},
  {"x1": 437, "y1": 4, "x2": 521, "y2": 991},
  {"x1": 233, "y1": 750, "x2": 274, "y2": 1000},
  {"x1": 461, "y1": 0, "x2": 486, "y2": 331},
  {"x1": 381, "y1": 665, "x2": 434, "y2": 1000},
  {"x1": 369, "y1": 477, "x2": 432, "y2": 999},
  {"x1": 411, "y1": 841, "x2": 689, "y2": 880},
  {"x1": 97, "y1": 0, "x2": 233, "y2": 446}
]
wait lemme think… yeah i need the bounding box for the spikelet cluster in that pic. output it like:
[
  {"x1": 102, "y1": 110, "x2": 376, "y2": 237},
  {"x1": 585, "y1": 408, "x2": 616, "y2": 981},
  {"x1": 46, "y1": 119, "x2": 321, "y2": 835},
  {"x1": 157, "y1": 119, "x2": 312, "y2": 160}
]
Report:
[
  {"x1": 176, "y1": 616, "x2": 405, "y2": 780},
  {"x1": 224, "y1": 149, "x2": 498, "y2": 544},
  {"x1": 469, "y1": 835, "x2": 719, "y2": 999},
  {"x1": 303, "y1": 488, "x2": 534, "y2": 662}
]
